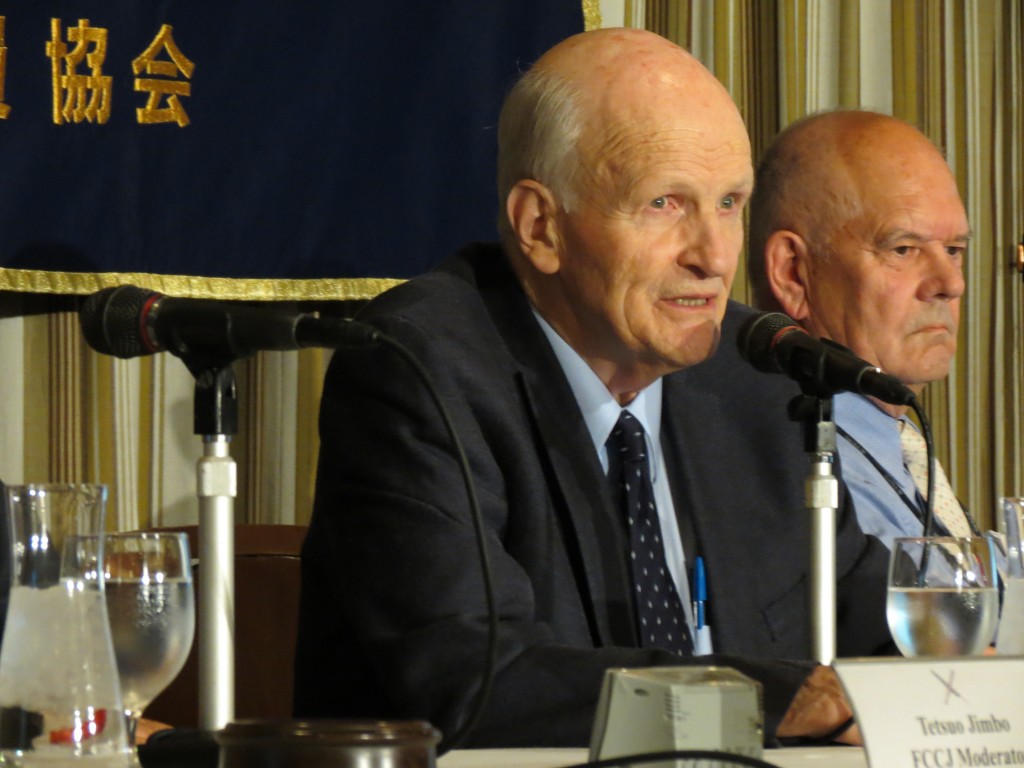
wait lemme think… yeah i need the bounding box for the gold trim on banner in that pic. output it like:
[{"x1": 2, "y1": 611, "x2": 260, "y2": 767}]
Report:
[
  {"x1": 0, "y1": 267, "x2": 403, "y2": 301},
  {"x1": 582, "y1": 0, "x2": 601, "y2": 31}
]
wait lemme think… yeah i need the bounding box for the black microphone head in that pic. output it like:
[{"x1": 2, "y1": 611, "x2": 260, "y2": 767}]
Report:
[
  {"x1": 736, "y1": 311, "x2": 798, "y2": 373},
  {"x1": 80, "y1": 285, "x2": 160, "y2": 358},
  {"x1": 737, "y1": 309, "x2": 916, "y2": 405}
]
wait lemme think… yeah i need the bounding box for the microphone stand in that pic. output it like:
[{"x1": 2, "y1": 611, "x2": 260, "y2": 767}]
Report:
[
  {"x1": 788, "y1": 391, "x2": 839, "y2": 665},
  {"x1": 188, "y1": 360, "x2": 239, "y2": 731}
]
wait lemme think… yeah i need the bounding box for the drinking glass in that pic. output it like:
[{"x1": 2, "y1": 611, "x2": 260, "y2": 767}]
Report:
[
  {"x1": 103, "y1": 533, "x2": 195, "y2": 759},
  {"x1": 998, "y1": 497, "x2": 1024, "y2": 578},
  {"x1": 886, "y1": 536, "x2": 998, "y2": 657},
  {"x1": 996, "y1": 497, "x2": 1024, "y2": 654}
]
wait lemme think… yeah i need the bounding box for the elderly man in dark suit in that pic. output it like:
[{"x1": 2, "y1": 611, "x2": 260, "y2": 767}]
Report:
[{"x1": 295, "y1": 28, "x2": 893, "y2": 748}]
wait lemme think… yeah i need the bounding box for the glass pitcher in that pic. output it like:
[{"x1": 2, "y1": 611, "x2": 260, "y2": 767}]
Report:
[{"x1": 0, "y1": 484, "x2": 130, "y2": 766}]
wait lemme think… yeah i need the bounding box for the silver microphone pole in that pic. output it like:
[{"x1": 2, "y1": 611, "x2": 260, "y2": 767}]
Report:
[
  {"x1": 197, "y1": 435, "x2": 236, "y2": 730},
  {"x1": 791, "y1": 394, "x2": 838, "y2": 665},
  {"x1": 807, "y1": 451, "x2": 838, "y2": 664},
  {"x1": 191, "y1": 364, "x2": 239, "y2": 731}
]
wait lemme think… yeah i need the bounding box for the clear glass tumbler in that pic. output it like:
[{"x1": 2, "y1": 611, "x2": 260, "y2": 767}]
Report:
[{"x1": 887, "y1": 536, "x2": 999, "y2": 657}]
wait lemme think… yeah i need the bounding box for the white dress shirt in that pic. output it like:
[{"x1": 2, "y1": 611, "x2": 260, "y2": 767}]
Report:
[{"x1": 532, "y1": 310, "x2": 698, "y2": 635}]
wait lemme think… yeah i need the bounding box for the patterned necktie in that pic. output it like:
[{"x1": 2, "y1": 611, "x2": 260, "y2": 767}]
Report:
[
  {"x1": 899, "y1": 421, "x2": 972, "y2": 538},
  {"x1": 606, "y1": 410, "x2": 694, "y2": 656}
]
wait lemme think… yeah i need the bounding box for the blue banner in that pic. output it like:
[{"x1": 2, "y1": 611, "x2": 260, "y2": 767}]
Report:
[{"x1": 0, "y1": 2, "x2": 589, "y2": 299}]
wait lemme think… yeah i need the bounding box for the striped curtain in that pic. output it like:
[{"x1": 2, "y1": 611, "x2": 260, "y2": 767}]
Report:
[{"x1": 645, "y1": 0, "x2": 1024, "y2": 530}]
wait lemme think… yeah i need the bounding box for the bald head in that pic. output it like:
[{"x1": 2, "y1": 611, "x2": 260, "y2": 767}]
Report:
[
  {"x1": 748, "y1": 110, "x2": 959, "y2": 309},
  {"x1": 497, "y1": 29, "x2": 747, "y2": 250},
  {"x1": 532, "y1": 27, "x2": 730, "y2": 106}
]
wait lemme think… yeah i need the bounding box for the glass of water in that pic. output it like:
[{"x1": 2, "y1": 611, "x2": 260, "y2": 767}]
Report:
[
  {"x1": 103, "y1": 532, "x2": 195, "y2": 759},
  {"x1": 887, "y1": 536, "x2": 998, "y2": 657}
]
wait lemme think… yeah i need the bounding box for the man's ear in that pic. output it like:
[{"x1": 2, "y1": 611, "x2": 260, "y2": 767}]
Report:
[
  {"x1": 505, "y1": 180, "x2": 561, "y2": 275},
  {"x1": 764, "y1": 230, "x2": 813, "y2": 321}
]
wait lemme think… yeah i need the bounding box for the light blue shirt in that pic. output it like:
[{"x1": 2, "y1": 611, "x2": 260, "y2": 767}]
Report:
[
  {"x1": 532, "y1": 311, "x2": 697, "y2": 635},
  {"x1": 834, "y1": 392, "x2": 928, "y2": 550}
]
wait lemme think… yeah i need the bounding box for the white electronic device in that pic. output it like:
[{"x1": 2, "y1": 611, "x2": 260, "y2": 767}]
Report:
[{"x1": 588, "y1": 666, "x2": 763, "y2": 767}]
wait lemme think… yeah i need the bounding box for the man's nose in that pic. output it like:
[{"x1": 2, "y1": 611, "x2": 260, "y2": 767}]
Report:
[
  {"x1": 921, "y1": 245, "x2": 966, "y2": 301},
  {"x1": 681, "y1": 215, "x2": 737, "y2": 278}
]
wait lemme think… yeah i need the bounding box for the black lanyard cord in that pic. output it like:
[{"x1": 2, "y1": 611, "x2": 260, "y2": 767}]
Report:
[{"x1": 834, "y1": 423, "x2": 933, "y2": 528}]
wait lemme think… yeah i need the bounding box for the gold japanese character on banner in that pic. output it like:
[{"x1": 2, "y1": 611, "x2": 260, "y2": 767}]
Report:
[
  {"x1": 46, "y1": 18, "x2": 113, "y2": 125},
  {"x1": 133, "y1": 24, "x2": 194, "y2": 127},
  {"x1": 0, "y1": 17, "x2": 10, "y2": 119}
]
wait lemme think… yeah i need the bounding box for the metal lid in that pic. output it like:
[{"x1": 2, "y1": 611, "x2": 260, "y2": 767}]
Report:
[{"x1": 216, "y1": 719, "x2": 441, "y2": 748}]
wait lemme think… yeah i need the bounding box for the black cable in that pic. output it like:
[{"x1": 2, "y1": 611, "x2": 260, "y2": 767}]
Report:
[
  {"x1": 562, "y1": 750, "x2": 783, "y2": 768},
  {"x1": 835, "y1": 423, "x2": 925, "y2": 525},
  {"x1": 372, "y1": 333, "x2": 497, "y2": 752}
]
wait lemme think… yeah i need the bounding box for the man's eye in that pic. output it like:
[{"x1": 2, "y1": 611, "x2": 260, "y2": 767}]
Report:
[
  {"x1": 893, "y1": 245, "x2": 915, "y2": 257},
  {"x1": 720, "y1": 194, "x2": 737, "y2": 210},
  {"x1": 947, "y1": 245, "x2": 966, "y2": 258},
  {"x1": 651, "y1": 197, "x2": 669, "y2": 209}
]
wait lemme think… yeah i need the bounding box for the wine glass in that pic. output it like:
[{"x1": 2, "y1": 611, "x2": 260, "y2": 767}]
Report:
[
  {"x1": 886, "y1": 536, "x2": 998, "y2": 657},
  {"x1": 103, "y1": 532, "x2": 195, "y2": 759}
]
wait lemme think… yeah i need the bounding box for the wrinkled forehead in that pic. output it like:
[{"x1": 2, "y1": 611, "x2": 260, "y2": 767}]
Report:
[
  {"x1": 844, "y1": 138, "x2": 968, "y2": 232},
  {"x1": 536, "y1": 30, "x2": 752, "y2": 188},
  {"x1": 581, "y1": 75, "x2": 751, "y2": 175}
]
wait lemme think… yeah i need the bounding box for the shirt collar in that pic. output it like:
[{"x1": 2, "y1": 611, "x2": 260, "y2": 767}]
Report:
[
  {"x1": 834, "y1": 391, "x2": 908, "y2": 466},
  {"x1": 532, "y1": 309, "x2": 663, "y2": 468}
]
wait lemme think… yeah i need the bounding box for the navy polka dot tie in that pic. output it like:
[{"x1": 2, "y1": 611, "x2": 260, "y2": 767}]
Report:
[{"x1": 606, "y1": 410, "x2": 693, "y2": 656}]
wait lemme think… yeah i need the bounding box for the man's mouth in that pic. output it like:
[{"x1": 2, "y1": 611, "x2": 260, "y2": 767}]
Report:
[{"x1": 671, "y1": 297, "x2": 710, "y2": 307}]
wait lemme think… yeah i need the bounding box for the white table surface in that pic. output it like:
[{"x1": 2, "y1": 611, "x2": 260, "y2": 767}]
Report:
[{"x1": 438, "y1": 746, "x2": 867, "y2": 768}]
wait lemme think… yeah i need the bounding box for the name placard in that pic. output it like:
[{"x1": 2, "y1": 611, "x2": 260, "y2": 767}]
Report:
[{"x1": 835, "y1": 657, "x2": 1024, "y2": 768}]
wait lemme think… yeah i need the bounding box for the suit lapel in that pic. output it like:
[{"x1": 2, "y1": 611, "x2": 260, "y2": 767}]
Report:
[
  {"x1": 473, "y1": 253, "x2": 636, "y2": 647},
  {"x1": 513, "y1": 366, "x2": 637, "y2": 647},
  {"x1": 661, "y1": 369, "x2": 769, "y2": 648},
  {"x1": 661, "y1": 370, "x2": 727, "y2": 554},
  {"x1": 660, "y1": 306, "x2": 801, "y2": 653}
]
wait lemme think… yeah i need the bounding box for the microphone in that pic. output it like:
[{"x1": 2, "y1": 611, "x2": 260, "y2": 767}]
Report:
[
  {"x1": 737, "y1": 311, "x2": 915, "y2": 406},
  {"x1": 80, "y1": 285, "x2": 381, "y2": 361}
]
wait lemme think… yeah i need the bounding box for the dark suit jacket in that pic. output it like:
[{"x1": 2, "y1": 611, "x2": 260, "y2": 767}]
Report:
[{"x1": 294, "y1": 243, "x2": 894, "y2": 747}]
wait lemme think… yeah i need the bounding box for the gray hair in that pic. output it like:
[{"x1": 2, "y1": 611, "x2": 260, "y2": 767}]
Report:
[
  {"x1": 496, "y1": 67, "x2": 586, "y2": 255},
  {"x1": 747, "y1": 111, "x2": 861, "y2": 310}
]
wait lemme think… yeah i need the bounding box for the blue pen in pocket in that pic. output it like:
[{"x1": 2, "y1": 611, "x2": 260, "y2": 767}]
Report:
[{"x1": 692, "y1": 556, "x2": 713, "y2": 654}]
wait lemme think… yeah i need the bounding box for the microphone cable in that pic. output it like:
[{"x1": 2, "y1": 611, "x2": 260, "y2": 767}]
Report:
[
  {"x1": 910, "y1": 396, "x2": 940, "y2": 589},
  {"x1": 338, "y1": 329, "x2": 497, "y2": 753}
]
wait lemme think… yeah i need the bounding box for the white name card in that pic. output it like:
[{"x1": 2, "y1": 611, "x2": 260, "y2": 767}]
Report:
[{"x1": 835, "y1": 657, "x2": 1024, "y2": 768}]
